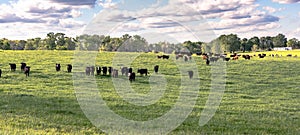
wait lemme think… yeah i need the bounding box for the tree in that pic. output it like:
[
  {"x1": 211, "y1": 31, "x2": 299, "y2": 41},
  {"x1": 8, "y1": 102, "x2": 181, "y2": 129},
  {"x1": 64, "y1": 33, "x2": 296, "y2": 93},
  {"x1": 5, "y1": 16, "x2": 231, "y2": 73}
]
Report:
[
  {"x1": 287, "y1": 38, "x2": 300, "y2": 49},
  {"x1": 272, "y1": 33, "x2": 287, "y2": 48}
]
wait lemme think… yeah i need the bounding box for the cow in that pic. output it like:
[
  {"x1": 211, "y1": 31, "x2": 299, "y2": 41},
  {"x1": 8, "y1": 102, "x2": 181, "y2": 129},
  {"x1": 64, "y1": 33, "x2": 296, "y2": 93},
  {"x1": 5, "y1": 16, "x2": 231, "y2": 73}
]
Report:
[
  {"x1": 128, "y1": 67, "x2": 133, "y2": 74},
  {"x1": 188, "y1": 71, "x2": 193, "y2": 79},
  {"x1": 224, "y1": 58, "x2": 230, "y2": 61},
  {"x1": 196, "y1": 52, "x2": 202, "y2": 56},
  {"x1": 154, "y1": 65, "x2": 159, "y2": 73},
  {"x1": 162, "y1": 55, "x2": 170, "y2": 59},
  {"x1": 96, "y1": 66, "x2": 101, "y2": 75},
  {"x1": 67, "y1": 64, "x2": 72, "y2": 73},
  {"x1": 0, "y1": 69, "x2": 2, "y2": 78},
  {"x1": 202, "y1": 55, "x2": 208, "y2": 60},
  {"x1": 128, "y1": 72, "x2": 136, "y2": 82},
  {"x1": 86, "y1": 67, "x2": 91, "y2": 76},
  {"x1": 287, "y1": 54, "x2": 292, "y2": 57},
  {"x1": 24, "y1": 66, "x2": 30, "y2": 77},
  {"x1": 56, "y1": 63, "x2": 61, "y2": 71},
  {"x1": 206, "y1": 59, "x2": 210, "y2": 65},
  {"x1": 157, "y1": 55, "x2": 162, "y2": 59},
  {"x1": 176, "y1": 54, "x2": 183, "y2": 60},
  {"x1": 90, "y1": 66, "x2": 95, "y2": 76},
  {"x1": 102, "y1": 67, "x2": 108, "y2": 75},
  {"x1": 258, "y1": 54, "x2": 265, "y2": 58},
  {"x1": 21, "y1": 62, "x2": 26, "y2": 71},
  {"x1": 121, "y1": 67, "x2": 129, "y2": 76},
  {"x1": 137, "y1": 68, "x2": 148, "y2": 76},
  {"x1": 9, "y1": 63, "x2": 16, "y2": 71},
  {"x1": 108, "y1": 67, "x2": 113, "y2": 75},
  {"x1": 112, "y1": 69, "x2": 118, "y2": 78},
  {"x1": 184, "y1": 55, "x2": 189, "y2": 62},
  {"x1": 242, "y1": 55, "x2": 251, "y2": 60},
  {"x1": 209, "y1": 57, "x2": 218, "y2": 62},
  {"x1": 232, "y1": 56, "x2": 239, "y2": 60}
]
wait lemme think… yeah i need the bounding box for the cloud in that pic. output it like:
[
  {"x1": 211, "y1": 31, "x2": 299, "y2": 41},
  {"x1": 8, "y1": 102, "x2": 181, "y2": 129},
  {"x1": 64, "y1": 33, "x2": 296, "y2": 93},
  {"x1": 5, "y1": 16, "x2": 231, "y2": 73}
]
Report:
[
  {"x1": 49, "y1": 0, "x2": 96, "y2": 7},
  {"x1": 98, "y1": 0, "x2": 117, "y2": 9},
  {"x1": 263, "y1": 6, "x2": 277, "y2": 13},
  {"x1": 272, "y1": 0, "x2": 300, "y2": 4}
]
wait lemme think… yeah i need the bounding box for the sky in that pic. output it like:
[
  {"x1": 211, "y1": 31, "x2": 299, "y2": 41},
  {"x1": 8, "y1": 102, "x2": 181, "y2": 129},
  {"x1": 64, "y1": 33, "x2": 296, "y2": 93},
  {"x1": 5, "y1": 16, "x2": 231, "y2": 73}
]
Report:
[{"x1": 0, "y1": 0, "x2": 299, "y2": 43}]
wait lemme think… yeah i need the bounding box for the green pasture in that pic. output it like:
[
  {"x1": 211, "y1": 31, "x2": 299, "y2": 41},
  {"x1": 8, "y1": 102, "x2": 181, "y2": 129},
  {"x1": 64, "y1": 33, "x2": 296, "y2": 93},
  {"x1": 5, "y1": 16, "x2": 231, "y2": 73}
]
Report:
[{"x1": 0, "y1": 50, "x2": 299, "y2": 134}]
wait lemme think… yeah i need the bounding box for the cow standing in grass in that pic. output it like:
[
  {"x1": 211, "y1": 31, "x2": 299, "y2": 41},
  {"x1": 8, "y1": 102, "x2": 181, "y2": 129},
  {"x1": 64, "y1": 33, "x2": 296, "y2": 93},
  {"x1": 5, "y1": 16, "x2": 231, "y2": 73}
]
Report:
[
  {"x1": 96, "y1": 66, "x2": 101, "y2": 75},
  {"x1": 112, "y1": 69, "x2": 118, "y2": 78},
  {"x1": 86, "y1": 67, "x2": 91, "y2": 76},
  {"x1": 137, "y1": 69, "x2": 149, "y2": 76},
  {"x1": 206, "y1": 59, "x2": 210, "y2": 65},
  {"x1": 102, "y1": 67, "x2": 108, "y2": 75},
  {"x1": 24, "y1": 66, "x2": 30, "y2": 77},
  {"x1": 9, "y1": 63, "x2": 16, "y2": 71},
  {"x1": 154, "y1": 65, "x2": 159, "y2": 73},
  {"x1": 56, "y1": 63, "x2": 61, "y2": 71},
  {"x1": 121, "y1": 67, "x2": 129, "y2": 76},
  {"x1": 67, "y1": 64, "x2": 72, "y2": 73},
  {"x1": 128, "y1": 68, "x2": 133, "y2": 74},
  {"x1": 128, "y1": 72, "x2": 136, "y2": 82},
  {"x1": 0, "y1": 69, "x2": 2, "y2": 78},
  {"x1": 21, "y1": 62, "x2": 26, "y2": 71}
]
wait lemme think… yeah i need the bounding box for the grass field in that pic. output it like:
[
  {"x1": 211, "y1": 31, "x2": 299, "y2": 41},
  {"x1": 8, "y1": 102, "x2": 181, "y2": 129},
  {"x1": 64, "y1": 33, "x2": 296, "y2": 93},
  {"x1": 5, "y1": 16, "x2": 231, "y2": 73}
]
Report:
[{"x1": 0, "y1": 50, "x2": 299, "y2": 134}]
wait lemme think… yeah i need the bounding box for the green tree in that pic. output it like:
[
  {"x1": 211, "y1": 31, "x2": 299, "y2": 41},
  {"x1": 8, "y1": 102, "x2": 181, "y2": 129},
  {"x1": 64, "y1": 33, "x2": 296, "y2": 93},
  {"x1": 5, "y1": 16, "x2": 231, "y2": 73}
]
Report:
[{"x1": 272, "y1": 33, "x2": 287, "y2": 47}]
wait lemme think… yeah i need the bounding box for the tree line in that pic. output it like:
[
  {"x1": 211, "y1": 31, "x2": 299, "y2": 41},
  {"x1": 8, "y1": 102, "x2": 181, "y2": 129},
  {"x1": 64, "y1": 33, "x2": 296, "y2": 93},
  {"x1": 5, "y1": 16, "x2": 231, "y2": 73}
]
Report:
[{"x1": 1, "y1": 32, "x2": 300, "y2": 53}]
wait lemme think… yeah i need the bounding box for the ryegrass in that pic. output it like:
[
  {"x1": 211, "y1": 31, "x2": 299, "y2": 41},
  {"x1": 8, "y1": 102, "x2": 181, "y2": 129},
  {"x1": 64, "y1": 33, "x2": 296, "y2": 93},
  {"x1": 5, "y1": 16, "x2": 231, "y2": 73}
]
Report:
[{"x1": 0, "y1": 50, "x2": 299, "y2": 134}]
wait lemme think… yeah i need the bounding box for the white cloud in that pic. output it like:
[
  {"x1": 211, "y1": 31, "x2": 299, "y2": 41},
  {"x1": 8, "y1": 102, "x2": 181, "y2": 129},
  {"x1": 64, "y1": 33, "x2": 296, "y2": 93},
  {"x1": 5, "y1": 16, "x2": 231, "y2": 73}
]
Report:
[{"x1": 263, "y1": 6, "x2": 277, "y2": 13}]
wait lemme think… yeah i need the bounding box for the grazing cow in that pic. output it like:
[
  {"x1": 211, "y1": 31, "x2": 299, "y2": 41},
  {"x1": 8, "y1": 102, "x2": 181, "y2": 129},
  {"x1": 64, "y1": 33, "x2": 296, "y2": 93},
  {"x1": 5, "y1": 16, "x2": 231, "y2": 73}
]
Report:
[
  {"x1": 242, "y1": 55, "x2": 251, "y2": 60},
  {"x1": 102, "y1": 67, "x2": 108, "y2": 75},
  {"x1": 162, "y1": 55, "x2": 170, "y2": 59},
  {"x1": 206, "y1": 59, "x2": 210, "y2": 65},
  {"x1": 202, "y1": 55, "x2": 208, "y2": 60},
  {"x1": 24, "y1": 66, "x2": 30, "y2": 77},
  {"x1": 137, "y1": 68, "x2": 148, "y2": 76},
  {"x1": 9, "y1": 63, "x2": 16, "y2": 71},
  {"x1": 128, "y1": 72, "x2": 136, "y2": 82},
  {"x1": 128, "y1": 67, "x2": 133, "y2": 74},
  {"x1": 86, "y1": 67, "x2": 91, "y2": 76},
  {"x1": 21, "y1": 62, "x2": 26, "y2": 71},
  {"x1": 258, "y1": 54, "x2": 265, "y2": 58},
  {"x1": 154, "y1": 65, "x2": 159, "y2": 73},
  {"x1": 232, "y1": 56, "x2": 239, "y2": 60},
  {"x1": 121, "y1": 67, "x2": 129, "y2": 76},
  {"x1": 287, "y1": 54, "x2": 292, "y2": 57},
  {"x1": 112, "y1": 69, "x2": 118, "y2": 78},
  {"x1": 209, "y1": 57, "x2": 218, "y2": 62},
  {"x1": 157, "y1": 55, "x2": 162, "y2": 59},
  {"x1": 0, "y1": 69, "x2": 2, "y2": 78},
  {"x1": 176, "y1": 54, "x2": 183, "y2": 60},
  {"x1": 56, "y1": 63, "x2": 61, "y2": 71},
  {"x1": 96, "y1": 66, "x2": 101, "y2": 75},
  {"x1": 196, "y1": 52, "x2": 202, "y2": 56},
  {"x1": 224, "y1": 58, "x2": 230, "y2": 61},
  {"x1": 188, "y1": 71, "x2": 193, "y2": 79},
  {"x1": 108, "y1": 67, "x2": 113, "y2": 75},
  {"x1": 67, "y1": 64, "x2": 72, "y2": 73},
  {"x1": 184, "y1": 55, "x2": 189, "y2": 62}
]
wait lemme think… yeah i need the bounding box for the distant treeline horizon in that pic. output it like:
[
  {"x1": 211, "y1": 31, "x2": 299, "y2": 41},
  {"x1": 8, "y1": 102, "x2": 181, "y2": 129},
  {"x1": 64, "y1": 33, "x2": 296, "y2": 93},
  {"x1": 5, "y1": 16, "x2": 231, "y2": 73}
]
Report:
[{"x1": 1, "y1": 32, "x2": 300, "y2": 54}]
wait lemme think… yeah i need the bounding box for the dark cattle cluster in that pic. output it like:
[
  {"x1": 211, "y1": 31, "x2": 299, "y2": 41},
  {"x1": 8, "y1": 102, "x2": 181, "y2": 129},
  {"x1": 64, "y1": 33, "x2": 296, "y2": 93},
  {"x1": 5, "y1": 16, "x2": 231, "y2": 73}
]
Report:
[
  {"x1": 242, "y1": 55, "x2": 251, "y2": 60},
  {"x1": 258, "y1": 54, "x2": 266, "y2": 58},
  {"x1": 157, "y1": 55, "x2": 170, "y2": 59}
]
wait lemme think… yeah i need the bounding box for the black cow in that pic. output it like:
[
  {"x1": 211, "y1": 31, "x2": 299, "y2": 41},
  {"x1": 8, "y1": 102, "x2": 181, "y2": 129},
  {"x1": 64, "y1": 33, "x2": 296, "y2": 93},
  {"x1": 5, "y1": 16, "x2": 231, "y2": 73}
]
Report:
[
  {"x1": 157, "y1": 55, "x2": 162, "y2": 59},
  {"x1": 108, "y1": 67, "x2": 113, "y2": 75},
  {"x1": 24, "y1": 66, "x2": 30, "y2": 77},
  {"x1": 258, "y1": 54, "x2": 265, "y2": 58},
  {"x1": 56, "y1": 63, "x2": 61, "y2": 71},
  {"x1": 162, "y1": 55, "x2": 170, "y2": 59},
  {"x1": 9, "y1": 63, "x2": 16, "y2": 71},
  {"x1": 0, "y1": 69, "x2": 2, "y2": 78},
  {"x1": 121, "y1": 67, "x2": 129, "y2": 76},
  {"x1": 242, "y1": 55, "x2": 251, "y2": 60},
  {"x1": 287, "y1": 54, "x2": 292, "y2": 57},
  {"x1": 21, "y1": 62, "x2": 26, "y2": 71},
  {"x1": 102, "y1": 67, "x2": 108, "y2": 75},
  {"x1": 224, "y1": 58, "x2": 230, "y2": 61},
  {"x1": 137, "y1": 68, "x2": 148, "y2": 76},
  {"x1": 96, "y1": 66, "x2": 101, "y2": 75},
  {"x1": 154, "y1": 65, "x2": 159, "y2": 73},
  {"x1": 128, "y1": 67, "x2": 133, "y2": 74},
  {"x1": 206, "y1": 59, "x2": 210, "y2": 65},
  {"x1": 67, "y1": 64, "x2": 72, "y2": 73},
  {"x1": 188, "y1": 71, "x2": 193, "y2": 79},
  {"x1": 128, "y1": 72, "x2": 136, "y2": 82}
]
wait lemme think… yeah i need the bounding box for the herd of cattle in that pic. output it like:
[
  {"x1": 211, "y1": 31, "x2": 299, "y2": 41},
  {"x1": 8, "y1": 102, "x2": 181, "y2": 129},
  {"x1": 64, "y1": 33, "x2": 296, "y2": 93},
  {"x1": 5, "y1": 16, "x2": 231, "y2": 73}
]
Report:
[{"x1": 0, "y1": 52, "x2": 297, "y2": 80}]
